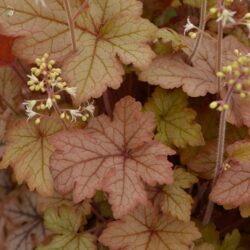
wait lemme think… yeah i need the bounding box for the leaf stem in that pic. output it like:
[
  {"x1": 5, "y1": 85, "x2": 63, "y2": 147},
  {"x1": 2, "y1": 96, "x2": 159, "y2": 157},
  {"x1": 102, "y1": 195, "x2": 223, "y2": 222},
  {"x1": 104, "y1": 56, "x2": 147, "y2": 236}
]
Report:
[
  {"x1": 203, "y1": 84, "x2": 235, "y2": 225},
  {"x1": 188, "y1": 0, "x2": 207, "y2": 63},
  {"x1": 63, "y1": 0, "x2": 77, "y2": 52},
  {"x1": 103, "y1": 90, "x2": 112, "y2": 117}
]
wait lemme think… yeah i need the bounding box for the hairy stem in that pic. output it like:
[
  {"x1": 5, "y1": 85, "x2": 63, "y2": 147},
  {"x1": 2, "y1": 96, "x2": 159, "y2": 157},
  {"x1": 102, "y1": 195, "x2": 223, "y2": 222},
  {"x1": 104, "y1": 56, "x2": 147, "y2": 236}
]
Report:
[
  {"x1": 188, "y1": 0, "x2": 207, "y2": 63},
  {"x1": 203, "y1": 84, "x2": 235, "y2": 225},
  {"x1": 63, "y1": 0, "x2": 77, "y2": 52},
  {"x1": 103, "y1": 90, "x2": 112, "y2": 117},
  {"x1": 217, "y1": 0, "x2": 224, "y2": 93},
  {"x1": 45, "y1": 77, "x2": 68, "y2": 130}
]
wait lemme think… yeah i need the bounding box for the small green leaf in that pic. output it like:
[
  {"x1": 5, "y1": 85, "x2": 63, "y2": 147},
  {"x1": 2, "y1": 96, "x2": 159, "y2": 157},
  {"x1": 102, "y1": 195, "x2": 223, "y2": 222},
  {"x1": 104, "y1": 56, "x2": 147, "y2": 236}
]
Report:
[
  {"x1": 144, "y1": 87, "x2": 204, "y2": 148},
  {"x1": 220, "y1": 229, "x2": 241, "y2": 250},
  {"x1": 38, "y1": 206, "x2": 96, "y2": 250},
  {"x1": 157, "y1": 168, "x2": 198, "y2": 221}
]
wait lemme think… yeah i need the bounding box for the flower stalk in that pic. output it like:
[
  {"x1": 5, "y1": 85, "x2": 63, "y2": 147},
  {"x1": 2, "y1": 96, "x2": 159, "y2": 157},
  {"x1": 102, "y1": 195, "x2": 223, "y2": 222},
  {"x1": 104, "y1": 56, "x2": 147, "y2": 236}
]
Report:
[
  {"x1": 63, "y1": 0, "x2": 77, "y2": 52},
  {"x1": 188, "y1": 0, "x2": 207, "y2": 63}
]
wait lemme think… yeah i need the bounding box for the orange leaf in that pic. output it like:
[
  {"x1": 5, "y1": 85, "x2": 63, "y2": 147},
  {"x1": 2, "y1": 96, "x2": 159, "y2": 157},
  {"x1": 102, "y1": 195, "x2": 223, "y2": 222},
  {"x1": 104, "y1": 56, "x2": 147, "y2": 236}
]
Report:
[{"x1": 49, "y1": 96, "x2": 175, "y2": 218}]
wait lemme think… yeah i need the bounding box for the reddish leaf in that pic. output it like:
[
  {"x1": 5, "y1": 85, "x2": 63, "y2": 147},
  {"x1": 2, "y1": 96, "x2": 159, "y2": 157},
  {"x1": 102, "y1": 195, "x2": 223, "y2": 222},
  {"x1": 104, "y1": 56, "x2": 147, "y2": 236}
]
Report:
[
  {"x1": 210, "y1": 140, "x2": 250, "y2": 207},
  {"x1": 99, "y1": 205, "x2": 201, "y2": 250},
  {"x1": 210, "y1": 160, "x2": 250, "y2": 208},
  {"x1": 0, "y1": 35, "x2": 17, "y2": 67},
  {"x1": 49, "y1": 96, "x2": 175, "y2": 218}
]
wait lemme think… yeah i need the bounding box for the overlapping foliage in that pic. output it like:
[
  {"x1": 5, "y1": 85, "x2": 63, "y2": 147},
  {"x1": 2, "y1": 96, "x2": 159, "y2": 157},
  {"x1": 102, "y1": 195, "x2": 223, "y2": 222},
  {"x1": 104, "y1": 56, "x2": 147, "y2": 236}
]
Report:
[{"x1": 0, "y1": 0, "x2": 250, "y2": 249}]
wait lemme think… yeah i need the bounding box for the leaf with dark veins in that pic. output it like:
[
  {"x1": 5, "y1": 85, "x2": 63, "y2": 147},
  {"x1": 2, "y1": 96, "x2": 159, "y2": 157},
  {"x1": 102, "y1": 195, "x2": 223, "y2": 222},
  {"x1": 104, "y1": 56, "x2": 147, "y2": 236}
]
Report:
[
  {"x1": 4, "y1": 191, "x2": 46, "y2": 250},
  {"x1": 49, "y1": 96, "x2": 175, "y2": 218},
  {"x1": 99, "y1": 205, "x2": 201, "y2": 250}
]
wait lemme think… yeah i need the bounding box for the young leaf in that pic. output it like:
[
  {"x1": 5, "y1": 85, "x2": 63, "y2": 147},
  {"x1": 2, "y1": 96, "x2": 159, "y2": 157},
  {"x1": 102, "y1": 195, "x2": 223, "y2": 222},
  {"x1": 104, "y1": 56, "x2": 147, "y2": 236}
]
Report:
[
  {"x1": 196, "y1": 223, "x2": 241, "y2": 250},
  {"x1": 37, "y1": 206, "x2": 96, "y2": 250},
  {"x1": 158, "y1": 168, "x2": 198, "y2": 221},
  {"x1": 49, "y1": 96, "x2": 175, "y2": 218},
  {"x1": 210, "y1": 140, "x2": 250, "y2": 207},
  {"x1": 4, "y1": 191, "x2": 46, "y2": 250},
  {"x1": 220, "y1": 229, "x2": 241, "y2": 250},
  {"x1": 0, "y1": 118, "x2": 62, "y2": 196},
  {"x1": 0, "y1": 0, "x2": 157, "y2": 103},
  {"x1": 139, "y1": 36, "x2": 248, "y2": 97},
  {"x1": 99, "y1": 205, "x2": 201, "y2": 250},
  {"x1": 144, "y1": 88, "x2": 204, "y2": 148}
]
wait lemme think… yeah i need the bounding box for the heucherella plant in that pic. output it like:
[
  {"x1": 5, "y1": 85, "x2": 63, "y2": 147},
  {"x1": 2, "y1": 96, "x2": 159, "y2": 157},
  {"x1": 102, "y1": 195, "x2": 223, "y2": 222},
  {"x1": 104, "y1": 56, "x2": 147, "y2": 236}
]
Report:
[
  {"x1": 1, "y1": 0, "x2": 250, "y2": 249},
  {"x1": 23, "y1": 53, "x2": 95, "y2": 127}
]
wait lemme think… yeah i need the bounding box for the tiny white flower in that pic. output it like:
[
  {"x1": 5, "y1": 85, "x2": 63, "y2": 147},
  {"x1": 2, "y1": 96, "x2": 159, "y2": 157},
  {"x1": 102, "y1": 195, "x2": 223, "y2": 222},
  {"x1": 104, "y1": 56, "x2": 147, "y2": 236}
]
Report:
[
  {"x1": 23, "y1": 100, "x2": 39, "y2": 120},
  {"x1": 184, "y1": 17, "x2": 197, "y2": 35},
  {"x1": 84, "y1": 101, "x2": 95, "y2": 116},
  {"x1": 23, "y1": 100, "x2": 37, "y2": 110},
  {"x1": 27, "y1": 73, "x2": 39, "y2": 83},
  {"x1": 216, "y1": 9, "x2": 236, "y2": 27},
  {"x1": 69, "y1": 109, "x2": 82, "y2": 122},
  {"x1": 26, "y1": 110, "x2": 39, "y2": 120},
  {"x1": 46, "y1": 97, "x2": 53, "y2": 109},
  {"x1": 65, "y1": 87, "x2": 77, "y2": 97}
]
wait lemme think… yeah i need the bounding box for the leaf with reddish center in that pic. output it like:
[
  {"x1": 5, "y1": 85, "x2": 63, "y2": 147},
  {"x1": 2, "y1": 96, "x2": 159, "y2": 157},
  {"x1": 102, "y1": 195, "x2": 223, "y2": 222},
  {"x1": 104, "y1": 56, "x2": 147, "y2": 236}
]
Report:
[
  {"x1": 99, "y1": 205, "x2": 201, "y2": 250},
  {"x1": 0, "y1": 35, "x2": 17, "y2": 67},
  {"x1": 49, "y1": 96, "x2": 175, "y2": 218}
]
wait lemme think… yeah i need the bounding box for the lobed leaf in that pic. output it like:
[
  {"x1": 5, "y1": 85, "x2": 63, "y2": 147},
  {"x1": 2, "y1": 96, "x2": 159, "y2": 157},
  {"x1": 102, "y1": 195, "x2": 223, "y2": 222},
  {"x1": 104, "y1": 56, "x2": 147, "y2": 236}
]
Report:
[
  {"x1": 155, "y1": 168, "x2": 198, "y2": 221},
  {"x1": 49, "y1": 96, "x2": 175, "y2": 218},
  {"x1": 144, "y1": 88, "x2": 204, "y2": 148},
  {"x1": 0, "y1": 118, "x2": 62, "y2": 196},
  {"x1": 210, "y1": 140, "x2": 250, "y2": 207},
  {"x1": 0, "y1": 0, "x2": 157, "y2": 103},
  {"x1": 38, "y1": 205, "x2": 96, "y2": 250},
  {"x1": 139, "y1": 36, "x2": 248, "y2": 98},
  {"x1": 99, "y1": 205, "x2": 201, "y2": 250},
  {"x1": 4, "y1": 191, "x2": 46, "y2": 250}
]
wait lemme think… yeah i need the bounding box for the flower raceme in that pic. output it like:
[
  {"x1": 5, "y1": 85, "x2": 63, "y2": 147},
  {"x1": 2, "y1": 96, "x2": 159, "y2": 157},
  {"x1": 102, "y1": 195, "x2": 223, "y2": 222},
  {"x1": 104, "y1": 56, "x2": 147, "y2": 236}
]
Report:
[
  {"x1": 210, "y1": 51, "x2": 250, "y2": 111},
  {"x1": 23, "y1": 53, "x2": 95, "y2": 124}
]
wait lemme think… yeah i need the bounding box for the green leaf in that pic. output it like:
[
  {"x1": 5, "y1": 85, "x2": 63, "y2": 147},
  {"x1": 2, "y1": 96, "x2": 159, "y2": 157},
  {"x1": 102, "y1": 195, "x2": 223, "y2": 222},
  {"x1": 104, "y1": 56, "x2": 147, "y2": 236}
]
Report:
[
  {"x1": 37, "y1": 206, "x2": 96, "y2": 250},
  {"x1": 196, "y1": 223, "x2": 241, "y2": 250},
  {"x1": 220, "y1": 229, "x2": 241, "y2": 250},
  {"x1": 156, "y1": 168, "x2": 198, "y2": 221},
  {"x1": 144, "y1": 87, "x2": 204, "y2": 148}
]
